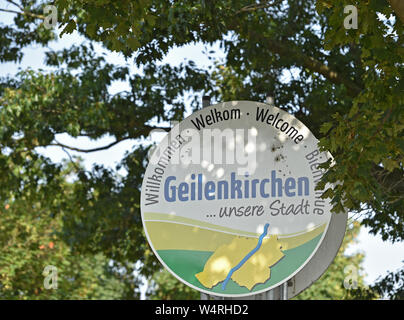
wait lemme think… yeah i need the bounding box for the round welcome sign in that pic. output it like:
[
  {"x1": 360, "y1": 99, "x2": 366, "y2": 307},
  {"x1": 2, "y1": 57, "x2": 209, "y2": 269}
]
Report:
[{"x1": 141, "y1": 101, "x2": 334, "y2": 297}]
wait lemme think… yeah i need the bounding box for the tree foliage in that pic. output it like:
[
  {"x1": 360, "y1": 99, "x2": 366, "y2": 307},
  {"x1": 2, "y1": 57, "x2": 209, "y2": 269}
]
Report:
[
  {"x1": 0, "y1": 161, "x2": 136, "y2": 299},
  {"x1": 295, "y1": 222, "x2": 369, "y2": 300},
  {"x1": 0, "y1": 0, "x2": 402, "y2": 299}
]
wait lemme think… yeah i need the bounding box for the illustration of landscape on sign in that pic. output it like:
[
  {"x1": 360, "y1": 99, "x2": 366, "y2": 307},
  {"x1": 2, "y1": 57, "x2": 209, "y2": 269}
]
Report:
[{"x1": 143, "y1": 213, "x2": 326, "y2": 295}]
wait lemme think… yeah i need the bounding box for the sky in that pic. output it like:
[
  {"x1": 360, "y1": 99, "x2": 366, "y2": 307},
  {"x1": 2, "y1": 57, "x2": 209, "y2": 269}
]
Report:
[{"x1": 0, "y1": 4, "x2": 403, "y2": 291}]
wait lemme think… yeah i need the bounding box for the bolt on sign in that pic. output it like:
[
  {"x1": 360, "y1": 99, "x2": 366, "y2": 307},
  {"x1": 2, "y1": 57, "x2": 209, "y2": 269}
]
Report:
[{"x1": 141, "y1": 101, "x2": 336, "y2": 297}]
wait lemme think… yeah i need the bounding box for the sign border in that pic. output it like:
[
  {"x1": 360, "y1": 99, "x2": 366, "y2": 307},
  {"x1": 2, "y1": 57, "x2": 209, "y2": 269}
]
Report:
[{"x1": 141, "y1": 100, "x2": 337, "y2": 297}]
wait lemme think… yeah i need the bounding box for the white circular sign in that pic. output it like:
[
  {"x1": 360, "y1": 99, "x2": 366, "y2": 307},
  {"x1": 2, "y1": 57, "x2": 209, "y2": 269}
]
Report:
[{"x1": 141, "y1": 101, "x2": 335, "y2": 297}]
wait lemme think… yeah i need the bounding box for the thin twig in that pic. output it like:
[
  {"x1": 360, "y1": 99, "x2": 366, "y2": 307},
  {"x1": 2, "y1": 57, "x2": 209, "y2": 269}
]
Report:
[
  {"x1": 5, "y1": 0, "x2": 24, "y2": 11},
  {"x1": 235, "y1": 1, "x2": 274, "y2": 14},
  {"x1": 60, "y1": 146, "x2": 81, "y2": 172}
]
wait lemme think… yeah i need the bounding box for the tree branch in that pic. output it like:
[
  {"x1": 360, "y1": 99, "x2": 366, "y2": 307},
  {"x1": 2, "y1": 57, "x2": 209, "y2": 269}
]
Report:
[
  {"x1": 229, "y1": 2, "x2": 367, "y2": 97},
  {"x1": 248, "y1": 30, "x2": 363, "y2": 97},
  {"x1": 0, "y1": 7, "x2": 45, "y2": 20},
  {"x1": 235, "y1": 1, "x2": 276, "y2": 14},
  {"x1": 50, "y1": 137, "x2": 132, "y2": 153},
  {"x1": 372, "y1": 165, "x2": 404, "y2": 196},
  {"x1": 48, "y1": 125, "x2": 170, "y2": 153}
]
